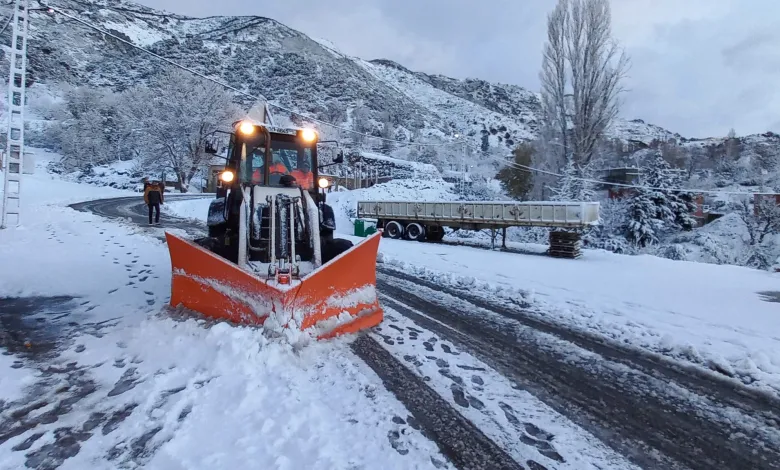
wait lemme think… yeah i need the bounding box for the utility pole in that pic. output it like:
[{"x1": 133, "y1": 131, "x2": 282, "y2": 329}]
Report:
[{"x1": 1, "y1": 0, "x2": 30, "y2": 228}]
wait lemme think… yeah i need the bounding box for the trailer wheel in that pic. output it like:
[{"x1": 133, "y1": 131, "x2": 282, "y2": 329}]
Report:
[
  {"x1": 385, "y1": 221, "x2": 404, "y2": 239},
  {"x1": 404, "y1": 223, "x2": 426, "y2": 241}
]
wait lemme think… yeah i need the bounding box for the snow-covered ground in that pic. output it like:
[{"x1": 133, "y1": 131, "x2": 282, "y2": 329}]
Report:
[
  {"x1": 161, "y1": 196, "x2": 213, "y2": 222},
  {"x1": 374, "y1": 309, "x2": 639, "y2": 470},
  {"x1": 167, "y1": 178, "x2": 780, "y2": 395},
  {"x1": 6, "y1": 149, "x2": 779, "y2": 467},
  {"x1": 375, "y1": 239, "x2": 780, "y2": 392},
  {"x1": 0, "y1": 149, "x2": 452, "y2": 469}
]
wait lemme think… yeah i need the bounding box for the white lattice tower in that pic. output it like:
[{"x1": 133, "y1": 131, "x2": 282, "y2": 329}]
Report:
[{"x1": 1, "y1": 0, "x2": 30, "y2": 229}]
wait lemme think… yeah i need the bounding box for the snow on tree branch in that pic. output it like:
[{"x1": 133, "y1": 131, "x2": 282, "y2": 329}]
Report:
[
  {"x1": 538, "y1": 0, "x2": 629, "y2": 199},
  {"x1": 118, "y1": 67, "x2": 243, "y2": 191}
]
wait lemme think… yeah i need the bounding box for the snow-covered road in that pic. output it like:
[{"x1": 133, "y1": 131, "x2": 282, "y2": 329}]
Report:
[
  {"x1": 3, "y1": 152, "x2": 780, "y2": 470},
  {"x1": 67, "y1": 194, "x2": 638, "y2": 470},
  {"x1": 73, "y1": 192, "x2": 780, "y2": 468},
  {"x1": 0, "y1": 159, "x2": 452, "y2": 470},
  {"x1": 375, "y1": 270, "x2": 780, "y2": 470}
]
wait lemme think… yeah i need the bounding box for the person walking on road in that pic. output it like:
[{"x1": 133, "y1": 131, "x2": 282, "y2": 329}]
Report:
[{"x1": 144, "y1": 181, "x2": 164, "y2": 225}]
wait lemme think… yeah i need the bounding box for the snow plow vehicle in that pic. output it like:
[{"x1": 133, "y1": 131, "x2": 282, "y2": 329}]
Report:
[{"x1": 165, "y1": 119, "x2": 383, "y2": 340}]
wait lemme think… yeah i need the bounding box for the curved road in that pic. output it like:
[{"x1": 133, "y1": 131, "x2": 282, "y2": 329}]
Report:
[
  {"x1": 70, "y1": 194, "x2": 209, "y2": 237},
  {"x1": 73, "y1": 195, "x2": 780, "y2": 470}
]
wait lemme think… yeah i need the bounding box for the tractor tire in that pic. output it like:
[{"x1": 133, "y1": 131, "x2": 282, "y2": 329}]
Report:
[
  {"x1": 384, "y1": 221, "x2": 404, "y2": 239},
  {"x1": 322, "y1": 237, "x2": 354, "y2": 264},
  {"x1": 404, "y1": 222, "x2": 426, "y2": 242},
  {"x1": 208, "y1": 223, "x2": 227, "y2": 238}
]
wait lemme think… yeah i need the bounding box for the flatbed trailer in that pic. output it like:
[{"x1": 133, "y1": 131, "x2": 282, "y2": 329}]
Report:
[{"x1": 357, "y1": 200, "x2": 600, "y2": 258}]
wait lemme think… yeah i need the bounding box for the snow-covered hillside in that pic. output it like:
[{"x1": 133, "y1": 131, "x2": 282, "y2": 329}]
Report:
[{"x1": 11, "y1": 0, "x2": 719, "y2": 156}]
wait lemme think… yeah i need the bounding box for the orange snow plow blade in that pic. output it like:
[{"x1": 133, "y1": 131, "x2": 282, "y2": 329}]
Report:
[{"x1": 165, "y1": 231, "x2": 383, "y2": 340}]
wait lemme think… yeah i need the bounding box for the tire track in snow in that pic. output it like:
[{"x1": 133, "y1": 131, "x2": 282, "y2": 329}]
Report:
[
  {"x1": 372, "y1": 311, "x2": 637, "y2": 470},
  {"x1": 351, "y1": 334, "x2": 524, "y2": 470},
  {"x1": 376, "y1": 274, "x2": 780, "y2": 470},
  {"x1": 378, "y1": 265, "x2": 780, "y2": 420}
]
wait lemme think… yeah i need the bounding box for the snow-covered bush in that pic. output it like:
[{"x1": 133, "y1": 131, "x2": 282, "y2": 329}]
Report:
[
  {"x1": 583, "y1": 198, "x2": 634, "y2": 254},
  {"x1": 659, "y1": 243, "x2": 688, "y2": 261}
]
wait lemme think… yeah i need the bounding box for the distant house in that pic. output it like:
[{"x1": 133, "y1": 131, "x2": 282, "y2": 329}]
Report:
[
  {"x1": 204, "y1": 155, "x2": 230, "y2": 193},
  {"x1": 595, "y1": 167, "x2": 641, "y2": 199}
]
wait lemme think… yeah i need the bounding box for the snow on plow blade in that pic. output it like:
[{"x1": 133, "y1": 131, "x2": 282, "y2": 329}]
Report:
[{"x1": 165, "y1": 231, "x2": 383, "y2": 340}]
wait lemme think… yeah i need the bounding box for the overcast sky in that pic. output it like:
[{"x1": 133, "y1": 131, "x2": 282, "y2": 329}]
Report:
[{"x1": 140, "y1": 0, "x2": 779, "y2": 138}]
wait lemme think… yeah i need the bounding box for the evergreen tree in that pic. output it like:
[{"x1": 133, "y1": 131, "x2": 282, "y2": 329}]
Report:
[
  {"x1": 496, "y1": 143, "x2": 534, "y2": 200},
  {"x1": 481, "y1": 133, "x2": 490, "y2": 153},
  {"x1": 551, "y1": 158, "x2": 579, "y2": 201},
  {"x1": 380, "y1": 111, "x2": 394, "y2": 153},
  {"x1": 625, "y1": 152, "x2": 696, "y2": 247}
]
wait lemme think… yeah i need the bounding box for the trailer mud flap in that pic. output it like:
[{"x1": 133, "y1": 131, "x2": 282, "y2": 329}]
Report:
[{"x1": 165, "y1": 231, "x2": 383, "y2": 340}]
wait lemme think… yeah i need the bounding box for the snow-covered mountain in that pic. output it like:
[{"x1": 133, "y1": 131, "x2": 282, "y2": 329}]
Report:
[
  {"x1": 8, "y1": 0, "x2": 778, "y2": 168},
  {"x1": 11, "y1": 0, "x2": 683, "y2": 152}
]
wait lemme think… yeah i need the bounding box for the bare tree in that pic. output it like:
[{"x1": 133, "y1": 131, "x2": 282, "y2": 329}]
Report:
[
  {"x1": 119, "y1": 67, "x2": 242, "y2": 192},
  {"x1": 685, "y1": 146, "x2": 707, "y2": 179},
  {"x1": 49, "y1": 86, "x2": 127, "y2": 169},
  {"x1": 738, "y1": 197, "x2": 780, "y2": 268},
  {"x1": 539, "y1": 0, "x2": 629, "y2": 172},
  {"x1": 660, "y1": 140, "x2": 685, "y2": 169},
  {"x1": 724, "y1": 128, "x2": 741, "y2": 161},
  {"x1": 539, "y1": 0, "x2": 570, "y2": 169}
]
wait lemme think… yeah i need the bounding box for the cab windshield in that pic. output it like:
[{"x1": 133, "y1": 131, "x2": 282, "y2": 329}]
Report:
[{"x1": 239, "y1": 140, "x2": 314, "y2": 189}]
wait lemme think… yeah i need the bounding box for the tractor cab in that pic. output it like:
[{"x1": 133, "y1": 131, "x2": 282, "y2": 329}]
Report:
[
  {"x1": 214, "y1": 121, "x2": 323, "y2": 198},
  {"x1": 202, "y1": 120, "x2": 349, "y2": 280}
]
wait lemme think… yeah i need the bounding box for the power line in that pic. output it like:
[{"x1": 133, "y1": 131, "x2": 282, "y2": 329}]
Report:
[{"x1": 42, "y1": 4, "x2": 761, "y2": 197}]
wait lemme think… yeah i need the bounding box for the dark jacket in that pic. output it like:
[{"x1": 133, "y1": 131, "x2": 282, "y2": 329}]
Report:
[{"x1": 144, "y1": 184, "x2": 164, "y2": 205}]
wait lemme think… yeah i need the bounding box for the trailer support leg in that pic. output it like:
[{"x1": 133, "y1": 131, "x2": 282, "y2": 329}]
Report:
[
  {"x1": 548, "y1": 230, "x2": 582, "y2": 259},
  {"x1": 501, "y1": 227, "x2": 507, "y2": 249}
]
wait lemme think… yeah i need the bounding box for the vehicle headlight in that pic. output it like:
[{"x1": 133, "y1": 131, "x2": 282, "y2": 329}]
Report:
[
  {"x1": 301, "y1": 128, "x2": 317, "y2": 142},
  {"x1": 220, "y1": 170, "x2": 235, "y2": 183},
  {"x1": 318, "y1": 177, "x2": 330, "y2": 189},
  {"x1": 238, "y1": 121, "x2": 255, "y2": 135}
]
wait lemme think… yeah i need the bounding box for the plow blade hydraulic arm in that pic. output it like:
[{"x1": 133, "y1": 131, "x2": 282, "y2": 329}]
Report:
[{"x1": 165, "y1": 231, "x2": 383, "y2": 340}]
